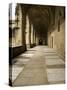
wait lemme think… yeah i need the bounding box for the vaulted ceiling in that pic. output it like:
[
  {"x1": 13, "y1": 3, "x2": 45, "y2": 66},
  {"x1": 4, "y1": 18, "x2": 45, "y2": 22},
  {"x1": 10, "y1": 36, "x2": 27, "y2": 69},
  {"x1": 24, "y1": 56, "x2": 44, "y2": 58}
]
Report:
[
  {"x1": 27, "y1": 5, "x2": 55, "y2": 36},
  {"x1": 21, "y1": 4, "x2": 55, "y2": 37}
]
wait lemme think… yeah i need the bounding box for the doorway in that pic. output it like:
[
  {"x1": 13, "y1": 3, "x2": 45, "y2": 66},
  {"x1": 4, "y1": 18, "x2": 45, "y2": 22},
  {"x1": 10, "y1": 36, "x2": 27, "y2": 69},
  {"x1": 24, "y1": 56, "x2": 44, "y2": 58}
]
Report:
[{"x1": 39, "y1": 39, "x2": 43, "y2": 45}]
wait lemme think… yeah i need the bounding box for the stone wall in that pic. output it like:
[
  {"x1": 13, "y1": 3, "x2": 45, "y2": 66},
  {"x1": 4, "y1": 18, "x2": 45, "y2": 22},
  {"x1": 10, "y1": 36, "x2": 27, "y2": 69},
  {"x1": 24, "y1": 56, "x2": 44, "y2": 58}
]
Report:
[{"x1": 48, "y1": 7, "x2": 65, "y2": 59}]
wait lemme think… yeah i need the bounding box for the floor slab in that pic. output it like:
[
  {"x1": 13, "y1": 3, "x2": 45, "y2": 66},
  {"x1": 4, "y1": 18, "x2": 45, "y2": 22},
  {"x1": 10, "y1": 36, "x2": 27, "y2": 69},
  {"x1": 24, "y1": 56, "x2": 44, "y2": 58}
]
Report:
[
  {"x1": 45, "y1": 59, "x2": 64, "y2": 65},
  {"x1": 46, "y1": 68, "x2": 65, "y2": 83}
]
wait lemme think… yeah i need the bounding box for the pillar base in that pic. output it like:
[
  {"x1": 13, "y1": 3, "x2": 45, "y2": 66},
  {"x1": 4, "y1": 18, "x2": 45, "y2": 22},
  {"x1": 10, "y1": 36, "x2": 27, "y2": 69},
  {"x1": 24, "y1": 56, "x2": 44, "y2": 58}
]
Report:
[{"x1": 30, "y1": 43, "x2": 36, "y2": 48}]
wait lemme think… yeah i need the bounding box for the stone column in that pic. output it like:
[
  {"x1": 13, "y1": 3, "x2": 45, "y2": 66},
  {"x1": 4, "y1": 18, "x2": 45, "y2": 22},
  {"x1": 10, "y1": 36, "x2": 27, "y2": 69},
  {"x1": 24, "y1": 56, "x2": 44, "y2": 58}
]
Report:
[
  {"x1": 21, "y1": 6, "x2": 27, "y2": 50},
  {"x1": 31, "y1": 24, "x2": 34, "y2": 47},
  {"x1": 22, "y1": 8, "x2": 26, "y2": 45},
  {"x1": 29, "y1": 21, "x2": 31, "y2": 48},
  {"x1": 36, "y1": 33, "x2": 39, "y2": 45},
  {"x1": 35, "y1": 31, "x2": 36, "y2": 45},
  {"x1": 33, "y1": 29, "x2": 36, "y2": 45},
  {"x1": 26, "y1": 15, "x2": 30, "y2": 48}
]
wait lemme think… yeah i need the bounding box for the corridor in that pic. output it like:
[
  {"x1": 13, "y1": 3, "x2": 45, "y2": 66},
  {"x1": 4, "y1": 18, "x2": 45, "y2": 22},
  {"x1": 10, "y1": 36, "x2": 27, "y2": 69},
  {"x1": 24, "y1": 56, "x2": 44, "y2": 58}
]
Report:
[
  {"x1": 9, "y1": 4, "x2": 65, "y2": 86},
  {"x1": 10, "y1": 46, "x2": 65, "y2": 86}
]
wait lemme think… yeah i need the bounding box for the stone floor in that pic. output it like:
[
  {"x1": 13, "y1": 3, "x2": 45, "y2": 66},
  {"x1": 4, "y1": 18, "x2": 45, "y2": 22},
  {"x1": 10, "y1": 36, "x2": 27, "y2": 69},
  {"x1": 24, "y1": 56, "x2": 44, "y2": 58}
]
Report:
[{"x1": 9, "y1": 46, "x2": 65, "y2": 86}]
